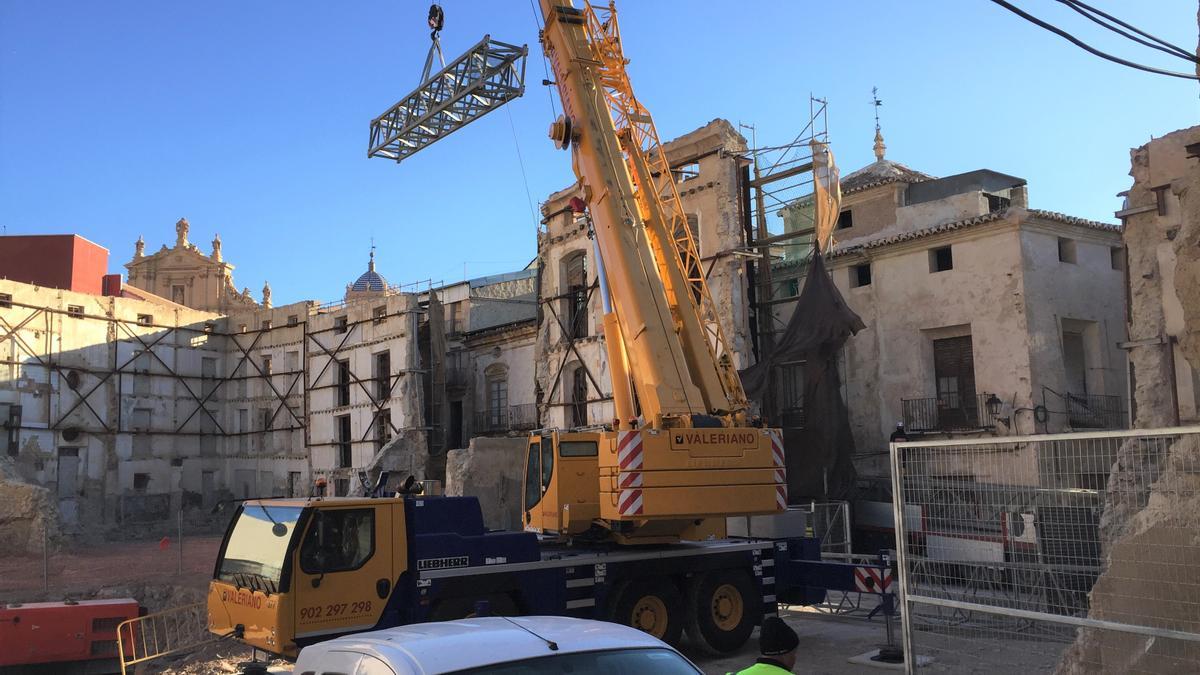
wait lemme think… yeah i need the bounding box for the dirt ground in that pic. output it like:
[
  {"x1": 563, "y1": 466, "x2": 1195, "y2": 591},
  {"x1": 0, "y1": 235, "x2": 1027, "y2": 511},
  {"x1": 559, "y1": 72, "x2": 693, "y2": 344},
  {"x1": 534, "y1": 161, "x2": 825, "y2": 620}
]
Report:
[{"x1": 0, "y1": 536, "x2": 223, "y2": 602}]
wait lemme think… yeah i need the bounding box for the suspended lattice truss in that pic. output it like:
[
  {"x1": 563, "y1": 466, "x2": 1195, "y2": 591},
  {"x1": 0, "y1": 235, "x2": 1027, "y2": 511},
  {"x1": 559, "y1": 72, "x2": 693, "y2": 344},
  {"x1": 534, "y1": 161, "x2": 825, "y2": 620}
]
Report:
[{"x1": 368, "y1": 35, "x2": 528, "y2": 163}]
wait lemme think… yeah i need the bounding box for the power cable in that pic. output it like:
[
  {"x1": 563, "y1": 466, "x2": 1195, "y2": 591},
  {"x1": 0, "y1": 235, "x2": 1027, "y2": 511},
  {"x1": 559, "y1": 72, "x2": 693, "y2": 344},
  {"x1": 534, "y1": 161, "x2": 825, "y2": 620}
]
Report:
[
  {"x1": 528, "y1": 0, "x2": 560, "y2": 119},
  {"x1": 987, "y1": 0, "x2": 1199, "y2": 80},
  {"x1": 1058, "y1": 0, "x2": 1198, "y2": 63}
]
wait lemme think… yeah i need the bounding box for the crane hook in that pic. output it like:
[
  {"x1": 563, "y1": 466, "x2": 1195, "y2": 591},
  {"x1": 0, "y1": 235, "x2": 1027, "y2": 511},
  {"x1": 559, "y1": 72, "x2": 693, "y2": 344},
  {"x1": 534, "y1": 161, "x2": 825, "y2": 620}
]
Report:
[{"x1": 427, "y1": 4, "x2": 445, "y2": 39}]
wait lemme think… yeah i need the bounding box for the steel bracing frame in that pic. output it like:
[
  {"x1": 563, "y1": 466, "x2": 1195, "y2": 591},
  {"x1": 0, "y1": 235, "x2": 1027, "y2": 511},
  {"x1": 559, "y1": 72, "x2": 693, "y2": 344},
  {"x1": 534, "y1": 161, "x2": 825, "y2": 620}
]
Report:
[
  {"x1": 0, "y1": 298, "x2": 426, "y2": 471},
  {"x1": 368, "y1": 35, "x2": 528, "y2": 163}
]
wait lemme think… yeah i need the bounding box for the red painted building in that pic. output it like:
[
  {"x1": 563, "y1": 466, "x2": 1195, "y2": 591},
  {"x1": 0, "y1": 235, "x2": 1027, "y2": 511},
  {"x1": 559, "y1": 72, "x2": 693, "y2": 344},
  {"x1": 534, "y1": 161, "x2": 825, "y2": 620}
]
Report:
[{"x1": 0, "y1": 234, "x2": 110, "y2": 295}]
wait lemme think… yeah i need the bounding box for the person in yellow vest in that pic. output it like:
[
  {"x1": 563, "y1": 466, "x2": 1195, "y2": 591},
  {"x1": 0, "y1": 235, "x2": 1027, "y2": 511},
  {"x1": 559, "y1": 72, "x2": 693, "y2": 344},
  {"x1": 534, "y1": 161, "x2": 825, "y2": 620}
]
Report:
[{"x1": 733, "y1": 616, "x2": 799, "y2": 674}]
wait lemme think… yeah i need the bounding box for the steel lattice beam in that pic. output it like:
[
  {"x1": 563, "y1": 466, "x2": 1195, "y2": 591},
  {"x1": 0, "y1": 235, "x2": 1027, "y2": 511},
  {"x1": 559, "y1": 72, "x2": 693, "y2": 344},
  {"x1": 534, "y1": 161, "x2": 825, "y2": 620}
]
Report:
[{"x1": 368, "y1": 35, "x2": 527, "y2": 163}]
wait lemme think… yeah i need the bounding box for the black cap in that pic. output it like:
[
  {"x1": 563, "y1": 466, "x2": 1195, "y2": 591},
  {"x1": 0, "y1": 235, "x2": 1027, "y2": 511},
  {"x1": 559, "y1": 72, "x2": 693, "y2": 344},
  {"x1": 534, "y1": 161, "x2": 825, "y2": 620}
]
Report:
[{"x1": 759, "y1": 616, "x2": 799, "y2": 656}]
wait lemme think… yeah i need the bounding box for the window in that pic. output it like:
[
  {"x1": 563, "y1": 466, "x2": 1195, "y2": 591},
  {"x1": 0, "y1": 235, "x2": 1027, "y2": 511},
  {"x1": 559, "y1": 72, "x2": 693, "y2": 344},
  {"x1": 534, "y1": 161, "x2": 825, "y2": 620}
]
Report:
[
  {"x1": 933, "y1": 335, "x2": 978, "y2": 430},
  {"x1": 337, "y1": 414, "x2": 352, "y2": 468},
  {"x1": 133, "y1": 351, "x2": 151, "y2": 396},
  {"x1": 1111, "y1": 246, "x2": 1125, "y2": 271},
  {"x1": 136, "y1": 314, "x2": 153, "y2": 326},
  {"x1": 335, "y1": 478, "x2": 350, "y2": 497},
  {"x1": 201, "y1": 357, "x2": 218, "y2": 397},
  {"x1": 851, "y1": 263, "x2": 872, "y2": 288},
  {"x1": 672, "y1": 161, "x2": 699, "y2": 182},
  {"x1": 171, "y1": 285, "x2": 185, "y2": 305},
  {"x1": 299, "y1": 508, "x2": 375, "y2": 573},
  {"x1": 133, "y1": 473, "x2": 150, "y2": 494},
  {"x1": 287, "y1": 315, "x2": 299, "y2": 327},
  {"x1": 261, "y1": 354, "x2": 272, "y2": 375},
  {"x1": 288, "y1": 471, "x2": 302, "y2": 498},
  {"x1": 336, "y1": 359, "x2": 351, "y2": 407},
  {"x1": 0, "y1": 293, "x2": 11, "y2": 308},
  {"x1": 261, "y1": 319, "x2": 272, "y2": 330},
  {"x1": 373, "y1": 306, "x2": 387, "y2": 324},
  {"x1": 260, "y1": 407, "x2": 272, "y2": 431},
  {"x1": 239, "y1": 324, "x2": 247, "y2": 333},
  {"x1": 286, "y1": 351, "x2": 300, "y2": 372},
  {"x1": 541, "y1": 441, "x2": 554, "y2": 489},
  {"x1": 334, "y1": 316, "x2": 348, "y2": 334},
  {"x1": 488, "y1": 377, "x2": 509, "y2": 428},
  {"x1": 837, "y1": 209, "x2": 853, "y2": 230},
  {"x1": 929, "y1": 246, "x2": 953, "y2": 273},
  {"x1": 559, "y1": 441, "x2": 598, "y2": 457},
  {"x1": 374, "y1": 351, "x2": 391, "y2": 401},
  {"x1": 1152, "y1": 184, "x2": 1170, "y2": 216},
  {"x1": 375, "y1": 409, "x2": 392, "y2": 450},
  {"x1": 67, "y1": 305, "x2": 84, "y2": 318},
  {"x1": 238, "y1": 409, "x2": 249, "y2": 452},
  {"x1": 524, "y1": 442, "x2": 542, "y2": 512},
  {"x1": 563, "y1": 252, "x2": 588, "y2": 339},
  {"x1": 1062, "y1": 330, "x2": 1088, "y2": 397},
  {"x1": 1058, "y1": 237, "x2": 1077, "y2": 264},
  {"x1": 985, "y1": 193, "x2": 1010, "y2": 212},
  {"x1": 570, "y1": 366, "x2": 588, "y2": 428}
]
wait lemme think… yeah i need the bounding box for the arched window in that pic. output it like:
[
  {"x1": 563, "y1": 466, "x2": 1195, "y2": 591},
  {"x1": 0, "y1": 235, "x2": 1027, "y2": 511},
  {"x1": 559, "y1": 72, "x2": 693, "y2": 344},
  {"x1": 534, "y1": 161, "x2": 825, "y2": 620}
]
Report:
[
  {"x1": 570, "y1": 365, "x2": 588, "y2": 428},
  {"x1": 562, "y1": 251, "x2": 588, "y2": 339}
]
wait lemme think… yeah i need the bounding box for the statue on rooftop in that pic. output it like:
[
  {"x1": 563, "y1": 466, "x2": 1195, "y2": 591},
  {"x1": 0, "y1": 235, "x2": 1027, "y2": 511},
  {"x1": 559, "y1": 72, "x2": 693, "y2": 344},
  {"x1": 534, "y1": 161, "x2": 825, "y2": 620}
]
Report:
[
  {"x1": 211, "y1": 233, "x2": 222, "y2": 262},
  {"x1": 175, "y1": 217, "x2": 190, "y2": 248},
  {"x1": 262, "y1": 281, "x2": 272, "y2": 309},
  {"x1": 134, "y1": 236, "x2": 145, "y2": 258}
]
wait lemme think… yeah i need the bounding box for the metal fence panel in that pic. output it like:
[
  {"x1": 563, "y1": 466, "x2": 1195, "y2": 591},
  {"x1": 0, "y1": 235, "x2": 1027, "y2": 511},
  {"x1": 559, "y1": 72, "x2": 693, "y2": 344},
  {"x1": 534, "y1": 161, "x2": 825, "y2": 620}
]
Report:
[{"x1": 890, "y1": 427, "x2": 1200, "y2": 673}]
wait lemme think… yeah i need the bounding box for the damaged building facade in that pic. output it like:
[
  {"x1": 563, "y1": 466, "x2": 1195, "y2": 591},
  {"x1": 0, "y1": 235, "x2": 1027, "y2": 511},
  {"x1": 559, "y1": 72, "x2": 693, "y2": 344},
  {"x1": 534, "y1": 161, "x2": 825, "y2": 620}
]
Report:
[
  {"x1": 775, "y1": 137, "x2": 1127, "y2": 466},
  {"x1": 0, "y1": 226, "x2": 431, "y2": 537},
  {"x1": 535, "y1": 119, "x2": 755, "y2": 428}
]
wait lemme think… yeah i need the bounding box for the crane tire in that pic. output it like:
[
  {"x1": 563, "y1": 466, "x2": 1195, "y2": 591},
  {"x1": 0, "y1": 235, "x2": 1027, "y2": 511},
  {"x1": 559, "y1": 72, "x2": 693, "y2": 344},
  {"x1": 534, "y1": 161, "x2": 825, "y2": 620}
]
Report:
[
  {"x1": 684, "y1": 569, "x2": 760, "y2": 654},
  {"x1": 609, "y1": 578, "x2": 685, "y2": 646}
]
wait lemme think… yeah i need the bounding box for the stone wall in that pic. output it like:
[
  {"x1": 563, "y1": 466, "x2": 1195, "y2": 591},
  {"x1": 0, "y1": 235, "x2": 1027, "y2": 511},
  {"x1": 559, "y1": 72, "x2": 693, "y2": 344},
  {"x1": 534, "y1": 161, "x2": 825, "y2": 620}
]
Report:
[{"x1": 444, "y1": 436, "x2": 527, "y2": 531}]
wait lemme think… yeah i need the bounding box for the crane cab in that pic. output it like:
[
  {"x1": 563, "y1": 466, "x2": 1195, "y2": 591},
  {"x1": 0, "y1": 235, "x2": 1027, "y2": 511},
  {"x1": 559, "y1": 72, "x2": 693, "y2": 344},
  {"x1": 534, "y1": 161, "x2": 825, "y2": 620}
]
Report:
[
  {"x1": 524, "y1": 426, "x2": 787, "y2": 543},
  {"x1": 208, "y1": 497, "x2": 407, "y2": 659}
]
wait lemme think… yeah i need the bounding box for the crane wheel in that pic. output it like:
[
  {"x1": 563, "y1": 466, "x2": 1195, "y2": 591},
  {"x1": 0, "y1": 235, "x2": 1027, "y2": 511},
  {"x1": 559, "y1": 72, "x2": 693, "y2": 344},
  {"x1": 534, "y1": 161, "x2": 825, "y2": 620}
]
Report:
[
  {"x1": 684, "y1": 569, "x2": 759, "y2": 654},
  {"x1": 609, "y1": 578, "x2": 684, "y2": 646}
]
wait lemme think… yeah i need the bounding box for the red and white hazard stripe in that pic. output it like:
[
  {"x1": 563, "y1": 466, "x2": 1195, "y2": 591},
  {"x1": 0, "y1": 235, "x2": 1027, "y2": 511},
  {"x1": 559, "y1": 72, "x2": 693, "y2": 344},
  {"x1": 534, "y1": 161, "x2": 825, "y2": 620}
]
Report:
[
  {"x1": 618, "y1": 487, "x2": 644, "y2": 516},
  {"x1": 769, "y1": 430, "x2": 785, "y2": 469},
  {"x1": 616, "y1": 431, "x2": 645, "y2": 516},
  {"x1": 853, "y1": 566, "x2": 894, "y2": 594},
  {"x1": 770, "y1": 430, "x2": 787, "y2": 510},
  {"x1": 617, "y1": 431, "x2": 644, "y2": 471}
]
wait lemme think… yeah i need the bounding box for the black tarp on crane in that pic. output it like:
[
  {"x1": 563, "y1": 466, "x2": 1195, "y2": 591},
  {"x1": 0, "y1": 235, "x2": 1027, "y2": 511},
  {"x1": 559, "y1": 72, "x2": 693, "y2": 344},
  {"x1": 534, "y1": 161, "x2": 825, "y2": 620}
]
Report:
[{"x1": 742, "y1": 253, "x2": 865, "y2": 501}]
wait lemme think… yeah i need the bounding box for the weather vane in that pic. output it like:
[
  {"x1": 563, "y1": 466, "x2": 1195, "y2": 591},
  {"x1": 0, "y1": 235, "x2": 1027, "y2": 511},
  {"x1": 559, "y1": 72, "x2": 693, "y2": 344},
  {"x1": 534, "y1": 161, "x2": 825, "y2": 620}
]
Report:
[{"x1": 872, "y1": 86, "x2": 883, "y2": 132}]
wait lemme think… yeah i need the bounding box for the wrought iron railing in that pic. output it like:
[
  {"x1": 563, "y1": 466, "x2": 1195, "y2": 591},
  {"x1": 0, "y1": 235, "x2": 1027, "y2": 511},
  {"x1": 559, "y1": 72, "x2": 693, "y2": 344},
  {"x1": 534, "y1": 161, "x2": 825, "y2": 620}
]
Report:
[
  {"x1": 902, "y1": 392, "x2": 998, "y2": 432},
  {"x1": 1065, "y1": 393, "x2": 1126, "y2": 429},
  {"x1": 474, "y1": 404, "x2": 538, "y2": 435}
]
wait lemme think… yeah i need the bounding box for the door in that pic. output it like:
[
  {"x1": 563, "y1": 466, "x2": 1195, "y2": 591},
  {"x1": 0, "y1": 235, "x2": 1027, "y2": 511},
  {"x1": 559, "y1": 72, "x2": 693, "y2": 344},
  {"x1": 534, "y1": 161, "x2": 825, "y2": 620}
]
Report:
[
  {"x1": 448, "y1": 401, "x2": 463, "y2": 450},
  {"x1": 933, "y1": 336, "x2": 977, "y2": 429},
  {"x1": 523, "y1": 435, "x2": 556, "y2": 532},
  {"x1": 57, "y1": 448, "x2": 80, "y2": 526},
  {"x1": 201, "y1": 471, "x2": 216, "y2": 509},
  {"x1": 292, "y1": 504, "x2": 394, "y2": 641}
]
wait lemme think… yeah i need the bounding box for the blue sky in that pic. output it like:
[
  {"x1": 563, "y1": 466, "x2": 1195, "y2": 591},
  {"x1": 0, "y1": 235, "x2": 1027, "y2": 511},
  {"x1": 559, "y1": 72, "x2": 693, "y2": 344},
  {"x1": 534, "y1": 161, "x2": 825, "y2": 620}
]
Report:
[{"x1": 2, "y1": 1, "x2": 1196, "y2": 305}]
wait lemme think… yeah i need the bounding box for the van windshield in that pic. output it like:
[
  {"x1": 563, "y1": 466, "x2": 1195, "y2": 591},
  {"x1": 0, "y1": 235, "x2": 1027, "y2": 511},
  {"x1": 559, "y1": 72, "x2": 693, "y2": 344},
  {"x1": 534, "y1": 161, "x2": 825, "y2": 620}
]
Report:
[{"x1": 216, "y1": 504, "x2": 303, "y2": 593}]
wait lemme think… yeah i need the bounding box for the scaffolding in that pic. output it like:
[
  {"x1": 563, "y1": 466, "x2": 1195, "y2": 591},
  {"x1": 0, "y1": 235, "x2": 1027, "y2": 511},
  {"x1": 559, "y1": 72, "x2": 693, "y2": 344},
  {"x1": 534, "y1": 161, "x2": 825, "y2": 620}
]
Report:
[{"x1": 742, "y1": 98, "x2": 832, "y2": 360}]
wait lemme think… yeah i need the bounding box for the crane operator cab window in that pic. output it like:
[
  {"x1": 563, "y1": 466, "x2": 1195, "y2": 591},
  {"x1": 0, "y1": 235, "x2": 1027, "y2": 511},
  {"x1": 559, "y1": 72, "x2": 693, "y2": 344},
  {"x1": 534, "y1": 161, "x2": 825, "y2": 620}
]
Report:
[
  {"x1": 299, "y1": 508, "x2": 375, "y2": 573},
  {"x1": 217, "y1": 504, "x2": 302, "y2": 593},
  {"x1": 523, "y1": 439, "x2": 554, "y2": 518}
]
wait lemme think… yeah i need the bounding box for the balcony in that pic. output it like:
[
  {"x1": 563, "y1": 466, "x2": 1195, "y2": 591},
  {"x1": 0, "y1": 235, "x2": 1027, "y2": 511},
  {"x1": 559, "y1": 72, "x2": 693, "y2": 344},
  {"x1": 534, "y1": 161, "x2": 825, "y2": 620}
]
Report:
[
  {"x1": 1065, "y1": 393, "x2": 1126, "y2": 430},
  {"x1": 474, "y1": 404, "x2": 538, "y2": 435},
  {"x1": 901, "y1": 392, "x2": 999, "y2": 433}
]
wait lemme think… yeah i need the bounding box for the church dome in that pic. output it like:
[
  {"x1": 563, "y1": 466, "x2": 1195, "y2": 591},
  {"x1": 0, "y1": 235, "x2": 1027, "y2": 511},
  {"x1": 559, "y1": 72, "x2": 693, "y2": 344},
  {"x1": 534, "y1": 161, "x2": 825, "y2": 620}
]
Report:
[{"x1": 350, "y1": 250, "x2": 387, "y2": 292}]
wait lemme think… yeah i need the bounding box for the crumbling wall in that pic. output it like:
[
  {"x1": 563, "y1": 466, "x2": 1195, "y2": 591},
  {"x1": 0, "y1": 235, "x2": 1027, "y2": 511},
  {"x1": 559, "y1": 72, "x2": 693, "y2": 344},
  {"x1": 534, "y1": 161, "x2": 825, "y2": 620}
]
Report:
[
  {"x1": 1058, "y1": 125, "x2": 1200, "y2": 672},
  {"x1": 444, "y1": 436, "x2": 526, "y2": 531},
  {"x1": 0, "y1": 461, "x2": 60, "y2": 555}
]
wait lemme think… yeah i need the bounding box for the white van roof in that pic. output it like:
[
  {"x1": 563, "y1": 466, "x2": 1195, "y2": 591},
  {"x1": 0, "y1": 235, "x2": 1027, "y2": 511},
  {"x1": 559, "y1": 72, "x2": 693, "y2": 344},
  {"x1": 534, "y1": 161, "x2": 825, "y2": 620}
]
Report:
[{"x1": 293, "y1": 616, "x2": 674, "y2": 675}]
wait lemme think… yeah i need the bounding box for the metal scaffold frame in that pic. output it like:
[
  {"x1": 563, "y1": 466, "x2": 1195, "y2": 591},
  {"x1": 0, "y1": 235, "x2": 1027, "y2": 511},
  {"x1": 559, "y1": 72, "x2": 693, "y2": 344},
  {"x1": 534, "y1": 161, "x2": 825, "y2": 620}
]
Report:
[
  {"x1": 368, "y1": 35, "x2": 528, "y2": 163},
  {"x1": 0, "y1": 297, "x2": 429, "y2": 479}
]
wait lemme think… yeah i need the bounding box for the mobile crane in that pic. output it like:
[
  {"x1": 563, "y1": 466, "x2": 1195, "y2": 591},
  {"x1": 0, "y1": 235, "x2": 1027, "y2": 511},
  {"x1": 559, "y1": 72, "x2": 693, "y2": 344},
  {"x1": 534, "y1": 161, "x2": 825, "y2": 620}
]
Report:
[{"x1": 203, "y1": 0, "x2": 893, "y2": 664}]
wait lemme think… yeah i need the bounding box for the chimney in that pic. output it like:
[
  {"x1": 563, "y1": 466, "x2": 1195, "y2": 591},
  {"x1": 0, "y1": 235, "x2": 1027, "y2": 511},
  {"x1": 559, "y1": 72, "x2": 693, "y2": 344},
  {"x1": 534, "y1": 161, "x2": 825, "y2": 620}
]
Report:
[{"x1": 102, "y1": 274, "x2": 123, "y2": 297}]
